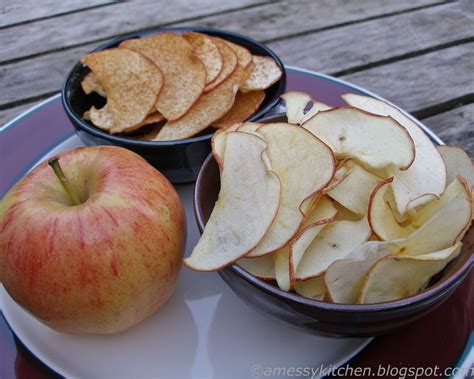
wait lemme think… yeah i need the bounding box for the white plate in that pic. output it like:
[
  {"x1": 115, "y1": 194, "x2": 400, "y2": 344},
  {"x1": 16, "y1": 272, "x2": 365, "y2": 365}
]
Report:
[{"x1": 0, "y1": 136, "x2": 371, "y2": 378}]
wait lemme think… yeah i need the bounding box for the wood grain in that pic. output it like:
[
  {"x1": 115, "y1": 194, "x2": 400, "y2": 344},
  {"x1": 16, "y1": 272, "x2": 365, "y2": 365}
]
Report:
[
  {"x1": 0, "y1": 0, "x2": 115, "y2": 28},
  {"x1": 423, "y1": 104, "x2": 474, "y2": 157},
  {"x1": 176, "y1": 0, "x2": 442, "y2": 42},
  {"x1": 268, "y1": 2, "x2": 474, "y2": 74},
  {"x1": 341, "y1": 43, "x2": 474, "y2": 115},
  {"x1": 0, "y1": 0, "x2": 266, "y2": 63}
]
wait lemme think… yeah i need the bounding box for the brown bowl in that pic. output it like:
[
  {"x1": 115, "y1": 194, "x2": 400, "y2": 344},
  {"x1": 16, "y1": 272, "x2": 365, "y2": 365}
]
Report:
[{"x1": 193, "y1": 113, "x2": 473, "y2": 338}]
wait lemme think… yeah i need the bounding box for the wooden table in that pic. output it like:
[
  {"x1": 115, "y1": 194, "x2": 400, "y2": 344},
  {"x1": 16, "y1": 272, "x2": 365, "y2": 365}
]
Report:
[{"x1": 0, "y1": 1, "x2": 473, "y2": 378}]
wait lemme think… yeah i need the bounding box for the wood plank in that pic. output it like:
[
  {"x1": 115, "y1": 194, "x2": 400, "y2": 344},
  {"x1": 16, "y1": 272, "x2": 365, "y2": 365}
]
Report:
[
  {"x1": 340, "y1": 43, "x2": 474, "y2": 115},
  {"x1": 268, "y1": 2, "x2": 474, "y2": 74},
  {"x1": 422, "y1": 104, "x2": 474, "y2": 158},
  {"x1": 176, "y1": 0, "x2": 441, "y2": 42},
  {"x1": 0, "y1": 1, "x2": 115, "y2": 28},
  {"x1": 0, "y1": 3, "x2": 470, "y2": 109},
  {"x1": 0, "y1": 0, "x2": 266, "y2": 62}
]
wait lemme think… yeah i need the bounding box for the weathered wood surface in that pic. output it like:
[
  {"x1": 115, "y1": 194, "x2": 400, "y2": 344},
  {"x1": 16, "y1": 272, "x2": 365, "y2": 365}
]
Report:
[
  {"x1": 0, "y1": 0, "x2": 472, "y2": 159},
  {"x1": 424, "y1": 104, "x2": 474, "y2": 157},
  {"x1": 0, "y1": 0, "x2": 115, "y2": 28}
]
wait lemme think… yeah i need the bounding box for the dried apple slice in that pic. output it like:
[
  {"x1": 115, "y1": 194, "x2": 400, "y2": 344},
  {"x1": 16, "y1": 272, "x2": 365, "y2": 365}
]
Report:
[
  {"x1": 437, "y1": 145, "x2": 473, "y2": 192},
  {"x1": 288, "y1": 196, "x2": 338, "y2": 288},
  {"x1": 300, "y1": 101, "x2": 332, "y2": 124},
  {"x1": 154, "y1": 66, "x2": 248, "y2": 140},
  {"x1": 369, "y1": 177, "x2": 470, "y2": 240},
  {"x1": 326, "y1": 183, "x2": 471, "y2": 303},
  {"x1": 342, "y1": 93, "x2": 447, "y2": 213},
  {"x1": 238, "y1": 254, "x2": 275, "y2": 280},
  {"x1": 295, "y1": 216, "x2": 371, "y2": 280},
  {"x1": 81, "y1": 72, "x2": 106, "y2": 97},
  {"x1": 294, "y1": 274, "x2": 325, "y2": 301},
  {"x1": 240, "y1": 56, "x2": 282, "y2": 92},
  {"x1": 246, "y1": 123, "x2": 336, "y2": 257},
  {"x1": 274, "y1": 246, "x2": 291, "y2": 290},
  {"x1": 81, "y1": 48, "x2": 163, "y2": 134},
  {"x1": 183, "y1": 32, "x2": 223, "y2": 84},
  {"x1": 213, "y1": 90, "x2": 265, "y2": 129},
  {"x1": 225, "y1": 40, "x2": 253, "y2": 69},
  {"x1": 211, "y1": 123, "x2": 242, "y2": 170},
  {"x1": 327, "y1": 163, "x2": 381, "y2": 216},
  {"x1": 281, "y1": 92, "x2": 312, "y2": 124},
  {"x1": 303, "y1": 107, "x2": 415, "y2": 171},
  {"x1": 120, "y1": 33, "x2": 206, "y2": 121},
  {"x1": 358, "y1": 242, "x2": 462, "y2": 304},
  {"x1": 184, "y1": 132, "x2": 280, "y2": 271},
  {"x1": 204, "y1": 38, "x2": 238, "y2": 92},
  {"x1": 368, "y1": 177, "x2": 416, "y2": 240}
]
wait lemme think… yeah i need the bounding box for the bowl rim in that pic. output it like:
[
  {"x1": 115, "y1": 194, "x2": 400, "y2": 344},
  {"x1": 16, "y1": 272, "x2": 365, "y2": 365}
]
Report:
[
  {"x1": 61, "y1": 26, "x2": 286, "y2": 147},
  {"x1": 193, "y1": 113, "x2": 474, "y2": 313}
]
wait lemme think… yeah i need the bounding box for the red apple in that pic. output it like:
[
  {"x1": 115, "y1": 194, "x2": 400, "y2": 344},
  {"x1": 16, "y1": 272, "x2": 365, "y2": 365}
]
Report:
[{"x1": 0, "y1": 146, "x2": 186, "y2": 334}]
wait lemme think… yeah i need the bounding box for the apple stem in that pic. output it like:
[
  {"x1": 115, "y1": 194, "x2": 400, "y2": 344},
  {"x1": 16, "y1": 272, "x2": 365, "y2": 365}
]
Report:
[{"x1": 48, "y1": 157, "x2": 81, "y2": 206}]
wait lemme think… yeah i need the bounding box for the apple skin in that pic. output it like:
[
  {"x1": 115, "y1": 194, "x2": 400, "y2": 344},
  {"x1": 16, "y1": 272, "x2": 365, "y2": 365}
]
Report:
[{"x1": 0, "y1": 146, "x2": 186, "y2": 334}]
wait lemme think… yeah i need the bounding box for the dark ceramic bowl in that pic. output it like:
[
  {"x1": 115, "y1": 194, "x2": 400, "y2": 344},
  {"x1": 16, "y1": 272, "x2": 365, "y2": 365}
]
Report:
[
  {"x1": 62, "y1": 27, "x2": 286, "y2": 184},
  {"x1": 193, "y1": 113, "x2": 474, "y2": 338}
]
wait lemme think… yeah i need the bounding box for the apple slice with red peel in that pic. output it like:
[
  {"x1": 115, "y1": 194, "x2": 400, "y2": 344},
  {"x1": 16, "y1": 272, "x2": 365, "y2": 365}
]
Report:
[
  {"x1": 303, "y1": 107, "x2": 415, "y2": 171},
  {"x1": 274, "y1": 245, "x2": 291, "y2": 290},
  {"x1": 326, "y1": 183, "x2": 471, "y2": 303},
  {"x1": 437, "y1": 145, "x2": 473, "y2": 192},
  {"x1": 368, "y1": 177, "x2": 416, "y2": 240},
  {"x1": 281, "y1": 91, "x2": 312, "y2": 124},
  {"x1": 358, "y1": 242, "x2": 462, "y2": 304},
  {"x1": 327, "y1": 163, "x2": 381, "y2": 216},
  {"x1": 246, "y1": 123, "x2": 336, "y2": 257},
  {"x1": 288, "y1": 197, "x2": 338, "y2": 286},
  {"x1": 238, "y1": 254, "x2": 275, "y2": 280},
  {"x1": 295, "y1": 216, "x2": 371, "y2": 280},
  {"x1": 369, "y1": 177, "x2": 470, "y2": 240},
  {"x1": 300, "y1": 101, "x2": 332, "y2": 124},
  {"x1": 294, "y1": 275, "x2": 326, "y2": 301},
  {"x1": 342, "y1": 93, "x2": 447, "y2": 214},
  {"x1": 185, "y1": 132, "x2": 280, "y2": 271},
  {"x1": 211, "y1": 123, "x2": 242, "y2": 170}
]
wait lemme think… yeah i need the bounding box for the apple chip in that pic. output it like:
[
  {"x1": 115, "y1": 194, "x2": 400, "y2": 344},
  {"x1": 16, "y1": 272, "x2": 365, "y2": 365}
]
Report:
[
  {"x1": 327, "y1": 163, "x2": 381, "y2": 216},
  {"x1": 287, "y1": 196, "x2": 338, "y2": 288},
  {"x1": 274, "y1": 246, "x2": 291, "y2": 290},
  {"x1": 183, "y1": 32, "x2": 223, "y2": 84},
  {"x1": 225, "y1": 40, "x2": 253, "y2": 68},
  {"x1": 369, "y1": 177, "x2": 471, "y2": 240},
  {"x1": 120, "y1": 33, "x2": 206, "y2": 121},
  {"x1": 81, "y1": 72, "x2": 106, "y2": 97},
  {"x1": 437, "y1": 145, "x2": 473, "y2": 192},
  {"x1": 241, "y1": 55, "x2": 282, "y2": 92},
  {"x1": 368, "y1": 177, "x2": 416, "y2": 240},
  {"x1": 296, "y1": 216, "x2": 371, "y2": 280},
  {"x1": 300, "y1": 101, "x2": 332, "y2": 124},
  {"x1": 204, "y1": 38, "x2": 238, "y2": 92},
  {"x1": 342, "y1": 93, "x2": 447, "y2": 213},
  {"x1": 238, "y1": 254, "x2": 275, "y2": 280},
  {"x1": 213, "y1": 90, "x2": 265, "y2": 129},
  {"x1": 211, "y1": 123, "x2": 242, "y2": 170},
  {"x1": 358, "y1": 242, "x2": 462, "y2": 304},
  {"x1": 303, "y1": 107, "x2": 415, "y2": 171},
  {"x1": 294, "y1": 275, "x2": 326, "y2": 301},
  {"x1": 247, "y1": 123, "x2": 336, "y2": 257},
  {"x1": 281, "y1": 91, "x2": 312, "y2": 124},
  {"x1": 184, "y1": 132, "x2": 280, "y2": 271},
  {"x1": 81, "y1": 48, "x2": 163, "y2": 134},
  {"x1": 154, "y1": 66, "x2": 249, "y2": 140}
]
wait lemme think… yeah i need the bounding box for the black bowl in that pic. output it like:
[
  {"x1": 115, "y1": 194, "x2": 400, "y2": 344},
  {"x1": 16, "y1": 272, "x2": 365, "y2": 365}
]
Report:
[
  {"x1": 193, "y1": 113, "x2": 474, "y2": 338},
  {"x1": 62, "y1": 27, "x2": 286, "y2": 184}
]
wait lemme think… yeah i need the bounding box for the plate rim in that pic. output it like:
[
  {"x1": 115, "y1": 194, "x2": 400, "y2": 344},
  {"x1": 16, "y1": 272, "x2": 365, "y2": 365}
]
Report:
[{"x1": 1, "y1": 66, "x2": 465, "y2": 379}]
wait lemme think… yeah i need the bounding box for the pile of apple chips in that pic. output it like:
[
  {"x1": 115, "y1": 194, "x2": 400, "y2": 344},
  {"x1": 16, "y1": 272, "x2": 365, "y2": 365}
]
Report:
[
  {"x1": 80, "y1": 32, "x2": 282, "y2": 141},
  {"x1": 185, "y1": 92, "x2": 474, "y2": 304}
]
